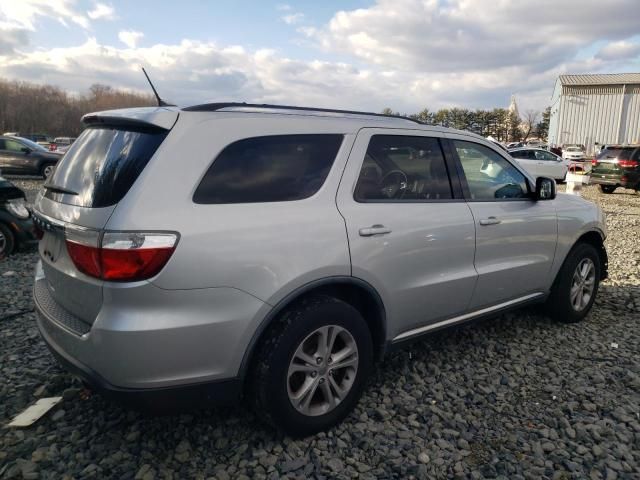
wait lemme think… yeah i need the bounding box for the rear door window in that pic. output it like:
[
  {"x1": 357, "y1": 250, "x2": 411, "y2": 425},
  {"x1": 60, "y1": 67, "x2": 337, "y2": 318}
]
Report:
[
  {"x1": 45, "y1": 127, "x2": 167, "y2": 208},
  {"x1": 193, "y1": 134, "x2": 343, "y2": 204}
]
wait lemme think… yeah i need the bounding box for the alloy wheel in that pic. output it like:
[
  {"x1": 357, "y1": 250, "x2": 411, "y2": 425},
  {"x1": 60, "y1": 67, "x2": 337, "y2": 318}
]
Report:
[
  {"x1": 570, "y1": 258, "x2": 596, "y2": 311},
  {"x1": 287, "y1": 325, "x2": 359, "y2": 417}
]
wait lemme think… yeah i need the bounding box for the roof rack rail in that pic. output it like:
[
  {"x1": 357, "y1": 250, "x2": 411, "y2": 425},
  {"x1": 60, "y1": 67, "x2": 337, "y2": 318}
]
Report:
[{"x1": 181, "y1": 102, "x2": 424, "y2": 125}]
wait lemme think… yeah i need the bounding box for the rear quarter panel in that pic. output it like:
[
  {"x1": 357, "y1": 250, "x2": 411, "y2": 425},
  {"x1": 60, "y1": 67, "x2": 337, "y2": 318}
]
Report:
[{"x1": 105, "y1": 114, "x2": 358, "y2": 305}]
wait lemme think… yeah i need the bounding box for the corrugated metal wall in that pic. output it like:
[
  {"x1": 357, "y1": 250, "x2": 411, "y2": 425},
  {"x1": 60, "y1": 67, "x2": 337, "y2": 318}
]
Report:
[
  {"x1": 620, "y1": 85, "x2": 640, "y2": 145},
  {"x1": 555, "y1": 85, "x2": 625, "y2": 153},
  {"x1": 548, "y1": 83, "x2": 640, "y2": 153}
]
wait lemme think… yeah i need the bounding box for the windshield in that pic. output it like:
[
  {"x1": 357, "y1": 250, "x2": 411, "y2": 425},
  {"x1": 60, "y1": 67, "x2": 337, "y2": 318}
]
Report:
[
  {"x1": 566, "y1": 147, "x2": 581, "y2": 152},
  {"x1": 18, "y1": 137, "x2": 48, "y2": 151}
]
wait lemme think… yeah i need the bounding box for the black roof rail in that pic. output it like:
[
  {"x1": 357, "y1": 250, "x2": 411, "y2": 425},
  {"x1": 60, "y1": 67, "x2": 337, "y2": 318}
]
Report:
[{"x1": 181, "y1": 102, "x2": 424, "y2": 125}]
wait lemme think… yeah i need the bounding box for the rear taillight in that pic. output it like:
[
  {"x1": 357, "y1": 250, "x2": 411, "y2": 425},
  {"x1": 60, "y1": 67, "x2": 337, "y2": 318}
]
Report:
[
  {"x1": 592, "y1": 159, "x2": 597, "y2": 166},
  {"x1": 65, "y1": 229, "x2": 178, "y2": 281},
  {"x1": 618, "y1": 159, "x2": 638, "y2": 168}
]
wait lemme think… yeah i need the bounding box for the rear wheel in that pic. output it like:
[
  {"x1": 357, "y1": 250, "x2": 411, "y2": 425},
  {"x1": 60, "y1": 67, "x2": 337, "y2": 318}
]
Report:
[
  {"x1": 40, "y1": 163, "x2": 56, "y2": 179},
  {"x1": 600, "y1": 185, "x2": 616, "y2": 194},
  {"x1": 249, "y1": 295, "x2": 373, "y2": 437},
  {"x1": 546, "y1": 242, "x2": 601, "y2": 323},
  {"x1": 0, "y1": 223, "x2": 15, "y2": 258}
]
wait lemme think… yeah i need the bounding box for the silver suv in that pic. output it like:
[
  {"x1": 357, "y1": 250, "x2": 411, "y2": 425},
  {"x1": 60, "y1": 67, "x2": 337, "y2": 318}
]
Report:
[{"x1": 33, "y1": 104, "x2": 608, "y2": 436}]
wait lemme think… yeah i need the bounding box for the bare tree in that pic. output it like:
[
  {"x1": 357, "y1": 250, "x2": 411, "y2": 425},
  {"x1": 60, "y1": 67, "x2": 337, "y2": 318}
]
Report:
[{"x1": 521, "y1": 109, "x2": 540, "y2": 142}]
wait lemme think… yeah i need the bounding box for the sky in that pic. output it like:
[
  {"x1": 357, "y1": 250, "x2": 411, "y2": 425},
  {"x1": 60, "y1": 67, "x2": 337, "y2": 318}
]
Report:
[{"x1": 0, "y1": 0, "x2": 639, "y2": 114}]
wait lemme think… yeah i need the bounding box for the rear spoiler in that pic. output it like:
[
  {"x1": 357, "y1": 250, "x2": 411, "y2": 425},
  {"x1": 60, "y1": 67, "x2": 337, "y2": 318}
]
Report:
[{"x1": 81, "y1": 107, "x2": 179, "y2": 131}]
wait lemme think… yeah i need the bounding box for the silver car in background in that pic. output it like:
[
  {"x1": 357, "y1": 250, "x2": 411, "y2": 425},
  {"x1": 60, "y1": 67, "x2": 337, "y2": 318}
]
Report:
[{"x1": 33, "y1": 104, "x2": 608, "y2": 436}]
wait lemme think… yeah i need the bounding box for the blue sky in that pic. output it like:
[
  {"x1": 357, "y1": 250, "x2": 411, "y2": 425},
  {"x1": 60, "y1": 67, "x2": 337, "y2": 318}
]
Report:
[{"x1": 1, "y1": 0, "x2": 639, "y2": 113}]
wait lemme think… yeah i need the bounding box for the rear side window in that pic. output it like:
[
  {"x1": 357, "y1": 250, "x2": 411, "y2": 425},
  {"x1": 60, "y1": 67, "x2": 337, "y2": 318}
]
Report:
[
  {"x1": 193, "y1": 134, "x2": 343, "y2": 204},
  {"x1": 45, "y1": 127, "x2": 167, "y2": 208}
]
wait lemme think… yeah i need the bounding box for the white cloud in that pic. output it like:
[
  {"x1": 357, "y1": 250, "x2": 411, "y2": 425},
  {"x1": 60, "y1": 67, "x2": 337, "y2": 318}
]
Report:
[
  {"x1": 87, "y1": 3, "x2": 115, "y2": 20},
  {"x1": 118, "y1": 30, "x2": 143, "y2": 48},
  {"x1": 595, "y1": 40, "x2": 640, "y2": 61},
  {"x1": 0, "y1": 0, "x2": 639, "y2": 113},
  {"x1": 0, "y1": 0, "x2": 89, "y2": 30},
  {"x1": 282, "y1": 12, "x2": 304, "y2": 25},
  {"x1": 308, "y1": 0, "x2": 640, "y2": 72}
]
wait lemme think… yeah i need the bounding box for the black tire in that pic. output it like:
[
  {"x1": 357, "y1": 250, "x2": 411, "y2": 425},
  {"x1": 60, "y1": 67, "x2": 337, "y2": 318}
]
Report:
[
  {"x1": 546, "y1": 242, "x2": 601, "y2": 323},
  {"x1": 40, "y1": 162, "x2": 56, "y2": 179},
  {"x1": 249, "y1": 295, "x2": 373, "y2": 437},
  {"x1": 0, "y1": 223, "x2": 15, "y2": 258},
  {"x1": 600, "y1": 185, "x2": 616, "y2": 194}
]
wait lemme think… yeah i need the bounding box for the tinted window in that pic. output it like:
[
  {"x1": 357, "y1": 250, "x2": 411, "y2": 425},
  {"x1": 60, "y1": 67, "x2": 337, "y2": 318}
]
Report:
[
  {"x1": 46, "y1": 127, "x2": 167, "y2": 208},
  {"x1": 2, "y1": 139, "x2": 25, "y2": 152},
  {"x1": 354, "y1": 135, "x2": 452, "y2": 201},
  {"x1": 510, "y1": 150, "x2": 534, "y2": 159},
  {"x1": 193, "y1": 134, "x2": 343, "y2": 204},
  {"x1": 454, "y1": 140, "x2": 529, "y2": 200}
]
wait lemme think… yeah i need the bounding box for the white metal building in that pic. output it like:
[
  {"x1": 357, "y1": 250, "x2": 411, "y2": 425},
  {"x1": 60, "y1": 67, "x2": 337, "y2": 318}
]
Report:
[{"x1": 548, "y1": 73, "x2": 640, "y2": 154}]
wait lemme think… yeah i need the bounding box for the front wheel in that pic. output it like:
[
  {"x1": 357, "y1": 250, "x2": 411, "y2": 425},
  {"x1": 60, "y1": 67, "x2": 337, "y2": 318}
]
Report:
[
  {"x1": 0, "y1": 223, "x2": 16, "y2": 258},
  {"x1": 600, "y1": 185, "x2": 616, "y2": 194},
  {"x1": 40, "y1": 163, "x2": 56, "y2": 179},
  {"x1": 546, "y1": 242, "x2": 601, "y2": 323},
  {"x1": 249, "y1": 295, "x2": 373, "y2": 437}
]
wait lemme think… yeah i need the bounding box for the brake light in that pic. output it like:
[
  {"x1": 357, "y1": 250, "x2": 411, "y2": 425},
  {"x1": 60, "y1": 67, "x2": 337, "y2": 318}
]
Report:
[
  {"x1": 591, "y1": 159, "x2": 597, "y2": 166},
  {"x1": 65, "y1": 230, "x2": 178, "y2": 281},
  {"x1": 618, "y1": 159, "x2": 638, "y2": 168}
]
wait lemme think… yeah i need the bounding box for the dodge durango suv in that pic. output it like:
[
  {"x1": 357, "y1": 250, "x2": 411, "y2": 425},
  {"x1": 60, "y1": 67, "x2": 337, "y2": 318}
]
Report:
[{"x1": 33, "y1": 103, "x2": 608, "y2": 436}]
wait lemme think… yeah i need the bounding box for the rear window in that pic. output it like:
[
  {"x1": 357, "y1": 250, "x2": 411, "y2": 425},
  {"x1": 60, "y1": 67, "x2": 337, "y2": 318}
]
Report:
[
  {"x1": 193, "y1": 134, "x2": 343, "y2": 204},
  {"x1": 597, "y1": 148, "x2": 635, "y2": 160},
  {"x1": 45, "y1": 126, "x2": 167, "y2": 208}
]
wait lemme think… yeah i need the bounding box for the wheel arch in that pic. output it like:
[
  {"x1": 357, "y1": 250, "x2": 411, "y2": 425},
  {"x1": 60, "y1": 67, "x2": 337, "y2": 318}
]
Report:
[
  {"x1": 238, "y1": 276, "x2": 387, "y2": 383},
  {"x1": 572, "y1": 230, "x2": 608, "y2": 280}
]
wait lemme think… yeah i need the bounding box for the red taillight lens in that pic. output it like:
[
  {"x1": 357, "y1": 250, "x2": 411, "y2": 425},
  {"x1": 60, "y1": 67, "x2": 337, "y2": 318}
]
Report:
[
  {"x1": 65, "y1": 230, "x2": 178, "y2": 281},
  {"x1": 66, "y1": 241, "x2": 102, "y2": 278},
  {"x1": 591, "y1": 159, "x2": 597, "y2": 166},
  {"x1": 618, "y1": 159, "x2": 638, "y2": 168}
]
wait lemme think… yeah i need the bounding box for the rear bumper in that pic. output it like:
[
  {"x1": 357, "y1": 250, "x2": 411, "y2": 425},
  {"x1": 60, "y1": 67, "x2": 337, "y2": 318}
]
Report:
[
  {"x1": 38, "y1": 315, "x2": 242, "y2": 410},
  {"x1": 33, "y1": 260, "x2": 268, "y2": 405}
]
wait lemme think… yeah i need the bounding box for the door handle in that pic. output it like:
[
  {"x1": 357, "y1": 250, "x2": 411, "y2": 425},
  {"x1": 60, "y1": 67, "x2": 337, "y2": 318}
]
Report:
[
  {"x1": 479, "y1": 217, "x2": 501, "y2": 226},
  {"x1": 359, "y1": 225, "x2": 392, "y2": 236}
]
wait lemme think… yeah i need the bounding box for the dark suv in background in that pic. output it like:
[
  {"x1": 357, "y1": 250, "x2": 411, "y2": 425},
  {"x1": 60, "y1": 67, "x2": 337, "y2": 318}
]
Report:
[
  {"x1": 0, "y1": 136, "x2": 62, "y2": 179},
  {"x1": 590, "y1": 145, "x2": 640, "y2": 194}
]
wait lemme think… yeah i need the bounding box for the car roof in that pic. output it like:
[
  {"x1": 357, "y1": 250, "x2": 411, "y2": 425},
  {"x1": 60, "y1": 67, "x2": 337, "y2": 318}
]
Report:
[
  {"x1": 508, "y1": 147, "x2": 551, "y2": 152},
  {"x1": 82, "y1": 103, "x2": 488, "y2": 142}
]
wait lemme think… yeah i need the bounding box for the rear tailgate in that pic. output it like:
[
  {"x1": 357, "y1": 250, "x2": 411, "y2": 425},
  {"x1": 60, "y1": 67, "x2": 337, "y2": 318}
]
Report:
[{"x1": 33, "y1": 109, "x2": 176, "y2": 326}]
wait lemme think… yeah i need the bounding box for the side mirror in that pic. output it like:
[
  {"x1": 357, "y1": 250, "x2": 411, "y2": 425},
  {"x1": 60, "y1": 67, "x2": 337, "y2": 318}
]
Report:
[
  {"x1": 535, "y1": 177, "x2": 556, "y2": 200},
  {"x1": 21, "y1": 147, "x2": 31, "y2": 154}
]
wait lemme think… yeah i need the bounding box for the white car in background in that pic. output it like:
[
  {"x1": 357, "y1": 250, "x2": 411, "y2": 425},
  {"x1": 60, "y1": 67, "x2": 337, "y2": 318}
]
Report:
[
  {"x1": 509, "y1": 147, "x2": 569, "y2": 181},
  {"x1": 562, "y1": 146, "x2": 585, "y2": 161}
]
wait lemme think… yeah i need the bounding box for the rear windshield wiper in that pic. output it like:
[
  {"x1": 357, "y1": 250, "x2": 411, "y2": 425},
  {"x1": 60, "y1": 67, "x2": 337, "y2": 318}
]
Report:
[{"x1": 43, "y1": 184, "x2": 79, "y2": 196}]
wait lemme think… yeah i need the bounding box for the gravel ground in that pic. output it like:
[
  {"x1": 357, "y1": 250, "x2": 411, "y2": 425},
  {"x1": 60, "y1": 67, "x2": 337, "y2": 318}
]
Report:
[{"x1": 1, "y1": 179, "x2": 639, "y2": 480}]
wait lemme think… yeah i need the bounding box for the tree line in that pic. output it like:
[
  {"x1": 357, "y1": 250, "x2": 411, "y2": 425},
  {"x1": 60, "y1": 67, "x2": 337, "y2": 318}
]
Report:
[
  {"x1": 0, "y1": 78, "x2": 155, "y2": 137},
  {"x1": 382, "y1": 106, "x2": 551, "y2": 142},
  {"x1": 0, "y1": 76, "x2": 551, "y2": 141}
]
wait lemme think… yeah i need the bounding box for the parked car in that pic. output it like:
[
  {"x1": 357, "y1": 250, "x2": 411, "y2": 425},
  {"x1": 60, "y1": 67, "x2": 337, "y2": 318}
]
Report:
[
  {"x1": 33, "y1": 104, "x2": 608, "y2": 436},
  {"x1": 0, "y1": 136, "x2": 62, "y2": 178},
  {"x1": 506, "y1": 142, "x2": 524, "y2": 149},
  {"x1": 0, "y1": 175, "x2": 37, "y2": 258},
  {"x1": 590, "y1": 145, "x2": 640, "y2": 193},
  {"x1": 508, "y1": 147, "x2": 568, "y2": 180},
  {"x1": 49, "y1": 137, "x2": 76, "y2": 154},
  {"x1": 24, "y1": 133, "x2": 53, "y2": 146},
  {"x1": 562, "y1": 146, "x2": 585, "y2": 161}
]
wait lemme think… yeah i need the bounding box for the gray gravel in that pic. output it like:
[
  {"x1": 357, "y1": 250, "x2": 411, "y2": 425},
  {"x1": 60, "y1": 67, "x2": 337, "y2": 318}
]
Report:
[{"x1": 1, "y1": 179, "x2": 639, "y2": 479}]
